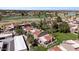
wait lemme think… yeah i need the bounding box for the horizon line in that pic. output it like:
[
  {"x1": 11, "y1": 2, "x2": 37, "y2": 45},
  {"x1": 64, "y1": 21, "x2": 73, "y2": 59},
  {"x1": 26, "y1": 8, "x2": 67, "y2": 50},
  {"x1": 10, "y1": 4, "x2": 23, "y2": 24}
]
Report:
[{"x1": 0, "y1": 7, "x2": 79, "y2": 10}]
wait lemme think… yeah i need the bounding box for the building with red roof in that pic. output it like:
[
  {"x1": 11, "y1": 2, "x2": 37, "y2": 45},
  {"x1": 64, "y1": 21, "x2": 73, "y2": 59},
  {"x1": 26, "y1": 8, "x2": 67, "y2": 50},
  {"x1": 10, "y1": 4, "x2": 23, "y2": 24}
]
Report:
[
  {"x1": 22, "y1": 23, "x2": 32, "y2": 32},
  {"x1": 49, "y1": 46, "x2": 62, "y2": 51},
  {"x1": 48, "y1": 40, "x2": 79, "y2": 51},
  {"x1": 30, "y1": 28, "x2": 41, "y2": 39},
  {"x1": 38, "y1": 33, "x2": 54, "y2": 46}
]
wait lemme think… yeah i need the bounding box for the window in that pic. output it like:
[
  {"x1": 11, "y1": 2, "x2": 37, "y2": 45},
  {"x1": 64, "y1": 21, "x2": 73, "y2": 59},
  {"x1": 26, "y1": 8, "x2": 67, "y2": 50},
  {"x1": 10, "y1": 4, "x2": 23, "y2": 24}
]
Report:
[
  {"x1": 44, "y1": 41, "x2": 49, "y2": 45},
  {"x1": 2, "y1": 44, "x2": 8, "y2": 51},
  {"x1": 0, "y1": 37, "x2": 5, "y2": 40},
  {"x1": 40, "y1": 41, "x2": 41, "y2": 43}
]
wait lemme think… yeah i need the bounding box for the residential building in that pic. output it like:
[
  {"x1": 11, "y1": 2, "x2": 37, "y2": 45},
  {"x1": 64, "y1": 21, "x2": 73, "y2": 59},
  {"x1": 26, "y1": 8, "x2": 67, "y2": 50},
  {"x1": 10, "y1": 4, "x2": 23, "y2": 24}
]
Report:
[
  {"x1": 0, "y1": 33, "x2": 13, "y2": 39},
  {"x1": 23, "y1": 23, "x2": 32, "y2": 32},
  {"x1": 0, "y1": 33, "x2": 13, "y2": 51},
  {"x1": 38, "y1": 32, "x2": 55, "y2": 47},
  {"x1": 14, "y1": 35, "x2": 29, "y2": 51},
  {"x1": 5, "y1": 24, "x2": 15, "y2": 31},
  {"x1": 30, "y1": 28, "x2": 41, "y2": 39},
  {"x1": 0, "y1": 32, "x2": 29, "y2": 51},
  {"x1": 48, "y1": 40, "x2": 79, "y2": 51}
]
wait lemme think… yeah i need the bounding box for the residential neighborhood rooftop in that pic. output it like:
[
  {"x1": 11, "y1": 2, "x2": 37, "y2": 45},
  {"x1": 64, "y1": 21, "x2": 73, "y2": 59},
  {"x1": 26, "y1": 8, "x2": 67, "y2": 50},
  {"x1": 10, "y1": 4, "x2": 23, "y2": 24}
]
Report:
[
  {"x1": 49, "y1": 40, "x2": 79, "y2": 51},
  {"x1": 14, "y1": 35, "x2": 27, "y2": 51},
  {"x1": 0, "y1": 10, "x2": 79, "y2": 51}
]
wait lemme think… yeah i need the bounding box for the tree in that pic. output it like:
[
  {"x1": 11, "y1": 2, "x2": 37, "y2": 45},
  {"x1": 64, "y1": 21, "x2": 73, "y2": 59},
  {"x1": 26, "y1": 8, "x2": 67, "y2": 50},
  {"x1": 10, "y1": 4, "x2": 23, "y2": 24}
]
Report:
[
  {"x1": 39, "y1": 20, "x2": 44, "y2": 29},
  {"x1": 58, "y1": 22, "x2": 70, "y2": 33},
  {"x1": 21, "y1": 12, "x2": 25, "y2": 18},
  {"x1": 15, "y1": 26, "x2": 24, "y2": 35},
  {"x1": 0, "y1": 14, "x2": 2, "y2": 21},
  {"x1": 77, "y1": 24, "x2": 79, "y2": 39},
  {"x1": 27, "y1": 33, "x2": 35, "y2": 43},
  {"x1": 39, "y1": 19, "x2": 50, "y2": 31},
  {"x1": 51, "y1": 21, "x2": 58, "y2": 33},
  {"x1": 32, "y1": 39, "x2": 38, "y2": 47},
  {"x1": 56, "y1": 16, "x2": 62, "y2": 22},
  {"x1": 55, "y1": 12, "x2": 58, "y2": 16},
  {"x1": 31, "y1": 22, "x2": 39, "y2": 28}
]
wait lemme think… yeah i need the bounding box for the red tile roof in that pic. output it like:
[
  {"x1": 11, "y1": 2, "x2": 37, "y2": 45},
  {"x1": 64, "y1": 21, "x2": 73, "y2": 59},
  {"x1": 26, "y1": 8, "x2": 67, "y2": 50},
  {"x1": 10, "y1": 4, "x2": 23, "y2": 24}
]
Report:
[
  {"x1": 50, "y1": 46, "x2": 62, "y2": 51},
  {"x1": 25, "y1": 27, "x2": 32, "y2": 31},
  {"x1": 75, "y1": 48, "x2": 79, "y2": 51},
  {"x1": 33, "y1": 30, "x2": 41, "y2": 37},
  {"x1": 49, "y1": 40, "x2": 79, "y2": 51},
  {"x1": 44, "y1": 34, "x2": 52, "y2": 41}
]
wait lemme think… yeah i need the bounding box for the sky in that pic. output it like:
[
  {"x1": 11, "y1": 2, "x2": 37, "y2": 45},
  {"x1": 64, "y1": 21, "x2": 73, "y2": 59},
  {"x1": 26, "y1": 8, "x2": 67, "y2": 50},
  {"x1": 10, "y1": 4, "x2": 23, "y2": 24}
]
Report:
[
  {"x1": 0, "y1": 0, "x2": 79, "y2": 7},
  {"x1": 0, "y1": 7, "x2": 79, "y2": 10},
  {"x1": 0, "y1": 0, "x2": 79, "y2": 10}
]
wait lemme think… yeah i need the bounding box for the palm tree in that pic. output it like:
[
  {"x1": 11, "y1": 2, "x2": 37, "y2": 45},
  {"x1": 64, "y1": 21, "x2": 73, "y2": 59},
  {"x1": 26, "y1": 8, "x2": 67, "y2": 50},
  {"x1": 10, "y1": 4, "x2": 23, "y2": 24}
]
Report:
[
  {"x1": 0, "y1": 14, "x2": 2, "y2": 21},
  {"x1": 78, "y1": 24, "x2": 79, "y2": 39}
]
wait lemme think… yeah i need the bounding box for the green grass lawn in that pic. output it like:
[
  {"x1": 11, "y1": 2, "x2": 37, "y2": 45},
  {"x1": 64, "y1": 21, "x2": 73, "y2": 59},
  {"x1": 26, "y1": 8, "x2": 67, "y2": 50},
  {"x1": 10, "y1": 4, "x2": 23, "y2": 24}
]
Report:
[
  {"x1": 31, "y1": 33, "x2": 78, "y2": 51},
  {"x1": 2, "y1": 16, "x2": 44, "y2": 23},
  {"x1": 54, "y1": 32, "x2": 78, "y2": 44},
  {"x1": 32, "y1": 45, "x2": 47, "y2": 51},
  {"x1": 2, "y1": 16, "x2": 44, "y2": 20},
  {"x1": 47, "y1": 33, "x2": 78, "y2": 48}
]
